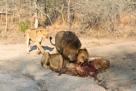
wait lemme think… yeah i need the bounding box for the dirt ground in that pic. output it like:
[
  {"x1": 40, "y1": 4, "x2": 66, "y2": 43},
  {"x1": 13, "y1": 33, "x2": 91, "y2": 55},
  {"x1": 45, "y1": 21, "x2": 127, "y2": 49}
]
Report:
[{"x1": 0, "y1": 30, "x2": 136, "y2": 91}]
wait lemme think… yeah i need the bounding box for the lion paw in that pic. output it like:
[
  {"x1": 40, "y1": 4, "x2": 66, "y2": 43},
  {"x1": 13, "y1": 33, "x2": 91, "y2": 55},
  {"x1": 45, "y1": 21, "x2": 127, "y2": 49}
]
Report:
[
  {"x1": 42, "y1": 51, "x2": 45, "y2": 54},
  {"x1": 45, "y1": 66, "x2": 49, "y2": 69},
  {"x1": 37, "y1": 51, "x2": 40, "y2": 54}
]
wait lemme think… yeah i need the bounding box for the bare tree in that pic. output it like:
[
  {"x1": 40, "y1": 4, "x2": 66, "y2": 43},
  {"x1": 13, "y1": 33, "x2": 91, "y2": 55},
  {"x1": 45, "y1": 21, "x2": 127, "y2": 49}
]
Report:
[
  {"x1": 67, "y1": 0, "x2": 71, "y2": 30},
  {"x1": 34, "y1": 0, "x2": 38, "y2": 29},
  {"x1": 4, "y1": 0, "x2": 8, "y2": 39}
]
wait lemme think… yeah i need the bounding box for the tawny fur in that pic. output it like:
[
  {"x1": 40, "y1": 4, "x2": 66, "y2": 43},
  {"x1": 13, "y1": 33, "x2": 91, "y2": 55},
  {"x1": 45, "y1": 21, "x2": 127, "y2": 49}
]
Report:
[
  {"x1": 41, "y1": 52, "x2": 83, "y2": 75},
  {"x1": 50, "y1": 31, "x2": 81, "y2": 61},
  {"x1": 49, "y1": 31, "x2": 81, "y2": 71},
  {"x1": 88, "y1": 57, "x2": 110, "y2": 72},
  {"x1": 77, "y1": 48, "x2": 89, "y2": 64},
  {"x1": 25, "y1": 28, "x2": 48, "y2": 54},
  {"x1": 41, "y1": 49, "x2": 90, "y2": 76}
]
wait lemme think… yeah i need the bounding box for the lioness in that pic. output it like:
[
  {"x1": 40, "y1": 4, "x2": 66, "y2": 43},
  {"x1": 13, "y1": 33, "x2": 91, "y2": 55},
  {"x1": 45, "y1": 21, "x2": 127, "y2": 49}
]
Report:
[
  {"x1": 41, "y1": 52, "x2": 63, "y2": 71},
  {"x1": 25, "y1": 28, "x2": 48, "y2": 54}
]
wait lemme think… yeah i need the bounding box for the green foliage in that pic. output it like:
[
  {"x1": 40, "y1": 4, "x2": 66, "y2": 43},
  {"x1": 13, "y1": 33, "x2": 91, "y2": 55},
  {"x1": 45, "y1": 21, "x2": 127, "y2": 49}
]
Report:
[{"x1": 18, "y1": 21, "x2": 30, "y2": 32}]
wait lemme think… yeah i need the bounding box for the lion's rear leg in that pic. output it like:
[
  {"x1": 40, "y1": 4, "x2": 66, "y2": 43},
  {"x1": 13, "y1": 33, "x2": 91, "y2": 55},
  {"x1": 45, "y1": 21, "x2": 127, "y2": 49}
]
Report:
[
  {"x1": 36, "y1": 41, "x2": 41, "y2": 54},
  {"x1": 41, "y1": 52, "x2": 50, "y2": 68},
  {"x1": 57, "y1": 55, "x2": 63, "y2": 71},
  {"x1": 25, "y1": 36, "x2": 30, "y2": 54}
]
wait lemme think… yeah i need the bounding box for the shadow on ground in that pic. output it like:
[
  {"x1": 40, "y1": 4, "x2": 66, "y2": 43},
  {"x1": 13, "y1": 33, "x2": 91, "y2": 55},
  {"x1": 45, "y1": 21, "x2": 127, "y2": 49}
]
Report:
[{"x1": 30, "y1": 45, "x2": 54, "y2": 53}]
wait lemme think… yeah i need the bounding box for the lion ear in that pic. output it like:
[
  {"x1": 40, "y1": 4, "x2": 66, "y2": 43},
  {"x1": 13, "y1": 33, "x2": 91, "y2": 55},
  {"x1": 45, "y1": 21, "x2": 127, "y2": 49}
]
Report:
[{"x1": 84, "y1": 48, "x2": 87, "y2": 51}]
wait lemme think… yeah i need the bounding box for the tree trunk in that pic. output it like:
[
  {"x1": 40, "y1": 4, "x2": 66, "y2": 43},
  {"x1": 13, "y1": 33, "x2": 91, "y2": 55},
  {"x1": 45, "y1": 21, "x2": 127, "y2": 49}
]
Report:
[
  {"x1": 34, "y1": 0, "x2": 38, "y2": 29},
  {"x1": 61, "y1": 4, "x2": 65, "y2": 23},
  {"x1": 67, "y1": 0, "x2": 71, "y2": 30},
  {"x1": 4, "y1": 0, "x2": 8, "y2": 39}
]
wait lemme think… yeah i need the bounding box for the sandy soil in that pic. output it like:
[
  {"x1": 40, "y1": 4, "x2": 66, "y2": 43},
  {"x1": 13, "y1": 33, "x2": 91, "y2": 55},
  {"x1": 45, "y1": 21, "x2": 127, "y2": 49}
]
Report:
[{"x1": 0, "y1": 32, "x2": 136, "y2": 91}]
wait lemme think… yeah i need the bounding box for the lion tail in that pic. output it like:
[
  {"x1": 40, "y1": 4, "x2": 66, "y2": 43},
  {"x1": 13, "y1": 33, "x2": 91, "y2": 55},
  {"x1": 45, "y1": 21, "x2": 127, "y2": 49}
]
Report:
[{"x1": 50, "y1": 37, "x2": 55, "y2": 46}]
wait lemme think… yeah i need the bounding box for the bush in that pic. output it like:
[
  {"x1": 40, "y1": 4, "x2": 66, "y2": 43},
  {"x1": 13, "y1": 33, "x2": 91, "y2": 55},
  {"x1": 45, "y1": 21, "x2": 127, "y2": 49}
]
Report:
[
  {"x1": 72, "y1": 0, "x2": 136, "y2": 31},
  {"x1": 18, "y1": 21, "x2": 30, "y2": 32}
]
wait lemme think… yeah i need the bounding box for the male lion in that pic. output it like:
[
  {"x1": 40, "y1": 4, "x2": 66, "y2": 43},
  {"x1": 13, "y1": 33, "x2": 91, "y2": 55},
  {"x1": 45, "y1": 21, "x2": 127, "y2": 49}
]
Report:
[
  {"x1": 77, "y1": 48, "x2": 89, "y2": 64},
  {"x1": 25, "y1": 28, "x2": 48, "y2": 54},
  {"x1": 50, "y1": 31, "x2": 81, "y2": 61}
]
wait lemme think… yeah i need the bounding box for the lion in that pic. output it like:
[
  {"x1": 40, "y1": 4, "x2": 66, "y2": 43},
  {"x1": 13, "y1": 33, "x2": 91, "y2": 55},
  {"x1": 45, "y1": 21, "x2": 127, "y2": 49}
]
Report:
[
  {"x1": 77, "y1": 48, "x2": 89, "y2": 64},
  {"x1": 41, "y1": 49, "x2": 97, "y2": 77},
  {"x1": 25, "y1": 28, "x2": 49, "y2": 54},
  {"x1": 50, "y1": 31, "x2": 81, "y2": 61},
  {"x1": 41, "y1": 52, "x2": 64, "y2": 71},
  {"x1": 41, "y1": 51, "x2": 88, "y2": 76}
]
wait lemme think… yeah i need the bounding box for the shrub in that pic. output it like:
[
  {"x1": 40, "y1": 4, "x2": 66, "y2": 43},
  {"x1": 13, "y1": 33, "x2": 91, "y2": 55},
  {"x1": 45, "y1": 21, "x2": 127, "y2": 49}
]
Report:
[{"x1": 18, "y1": 21, "x2": 30, "y2": 32}]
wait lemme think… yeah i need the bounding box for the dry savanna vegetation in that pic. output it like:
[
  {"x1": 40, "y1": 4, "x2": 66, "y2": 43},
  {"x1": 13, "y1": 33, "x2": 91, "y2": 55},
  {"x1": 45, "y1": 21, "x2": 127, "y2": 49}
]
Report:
[{"x1": 0, "y1": 0, "x2": 136, "y2": 39}]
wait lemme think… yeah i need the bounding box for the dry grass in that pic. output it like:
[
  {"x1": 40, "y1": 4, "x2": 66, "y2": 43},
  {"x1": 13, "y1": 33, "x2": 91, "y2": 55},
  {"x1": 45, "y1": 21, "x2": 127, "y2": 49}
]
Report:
[{"x1": 0, "y1": 0, "x2": 136, "y2": 40}]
